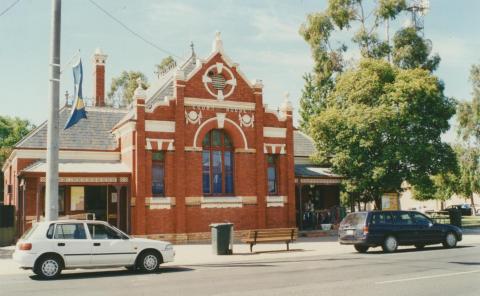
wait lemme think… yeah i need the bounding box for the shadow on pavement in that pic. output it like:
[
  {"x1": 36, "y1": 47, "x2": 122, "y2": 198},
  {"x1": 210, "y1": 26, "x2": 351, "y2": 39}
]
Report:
[
  {"x1": 449, "y1": 261, "x2": 480, "y2": 266},
  {"x1": 29, "y1": 266, "x2": 194, "y2": 281},
  {"x1": 184, "y1": 256, "x2": 363, "y2": 269},
  {"x1": 234, "y1": 248, "x2": 308, "y2": 255},
  {"x1": 366, "y1": 245, "x2": 473, "y2": 255}
]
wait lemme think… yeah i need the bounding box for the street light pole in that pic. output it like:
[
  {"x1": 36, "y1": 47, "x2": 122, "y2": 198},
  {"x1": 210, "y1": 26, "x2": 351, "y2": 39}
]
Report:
[{"x1": 45, "y1": 0, "x2": 61, "y2": 221}]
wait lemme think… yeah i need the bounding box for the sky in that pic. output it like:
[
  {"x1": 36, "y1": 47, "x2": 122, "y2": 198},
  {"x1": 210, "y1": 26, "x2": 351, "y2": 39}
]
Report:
[{"x1": 1, "y1": 0, "x2": 479, "y2": 143}]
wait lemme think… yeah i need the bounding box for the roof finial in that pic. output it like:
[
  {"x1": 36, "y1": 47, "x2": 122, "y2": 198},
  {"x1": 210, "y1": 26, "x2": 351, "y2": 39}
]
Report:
[
  {"x1": 190, "y1": 41, "x2": 196, "y2": 57},
  {"x1": 280, "y1": 92, "x2": 293, "y2": 113},
  {"x1": 212, "y1": 31, "x2": 224, "y2": 53},
  {"x1": 133, "y1": 77, "x2": 146, "y2": 100}
]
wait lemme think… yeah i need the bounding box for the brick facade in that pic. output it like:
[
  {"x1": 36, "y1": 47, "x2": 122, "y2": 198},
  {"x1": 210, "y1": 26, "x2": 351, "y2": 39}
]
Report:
[{"x1": 2, "y1": 34, "x2": 296, "y2": 241}]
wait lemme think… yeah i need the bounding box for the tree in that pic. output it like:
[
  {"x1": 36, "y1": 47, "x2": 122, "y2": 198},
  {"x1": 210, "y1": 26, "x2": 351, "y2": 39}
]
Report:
[
  {"x1": 309, "y1": 58, "x2": 456, "y2": 208},
  {"x1": 392, "y1": 27, "x2": 440, "y2": 72},
  {"x1": 454, "y1": 65, "x2": 480, "y2": 214},
  {"x1": 0, "y1": 116, "x2": 35, "y2": 201},
  {"x1": 299, "y1": 73, "x2": 328, "y2": 131},
  {"x1": 298, "y1": 0, "x2": 440, "y2": 131},
  {"x1": 155, "y1": 56, "x2": 176, "y2": 77},
  {"x1": 107, "y1": 71, "x2": 149, "y2": 105}
]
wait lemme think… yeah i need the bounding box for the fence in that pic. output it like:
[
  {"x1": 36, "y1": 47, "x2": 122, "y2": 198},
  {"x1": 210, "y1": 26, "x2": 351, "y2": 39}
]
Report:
[{"x1": 0, "y1": 205, "x2": 15, "y2": 246}]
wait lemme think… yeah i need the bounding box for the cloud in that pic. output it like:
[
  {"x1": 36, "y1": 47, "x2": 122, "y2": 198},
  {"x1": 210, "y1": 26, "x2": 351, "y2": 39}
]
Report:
[
  {"x1": 250, "y1": 11, "x2": 303, "y2": 42},
  {"x1": 431, "y1": 36, "x2": 478, "y2": 65}
]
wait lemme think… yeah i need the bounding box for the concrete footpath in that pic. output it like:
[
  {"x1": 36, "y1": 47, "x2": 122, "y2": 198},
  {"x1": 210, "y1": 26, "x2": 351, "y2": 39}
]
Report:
[{"x1": 1, "y1": 230, "x2": 480, "y2": 276}]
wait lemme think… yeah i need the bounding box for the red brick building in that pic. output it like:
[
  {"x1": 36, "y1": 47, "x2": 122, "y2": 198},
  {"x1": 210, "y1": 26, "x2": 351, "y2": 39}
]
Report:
[{"x1": 3, "y1": 33, "x2": 318, "y2": 241}]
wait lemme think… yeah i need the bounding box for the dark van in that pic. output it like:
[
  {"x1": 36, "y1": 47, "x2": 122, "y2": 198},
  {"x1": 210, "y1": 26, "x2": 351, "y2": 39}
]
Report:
[{"x1": 338, "y1": 211, "x2": 462, "y2": 253}]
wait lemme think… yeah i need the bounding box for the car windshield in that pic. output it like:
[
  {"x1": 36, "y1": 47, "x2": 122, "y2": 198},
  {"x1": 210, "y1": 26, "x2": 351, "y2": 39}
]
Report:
[{"x1": 342, "y1": 212, "x2": 368, "y2": 227}]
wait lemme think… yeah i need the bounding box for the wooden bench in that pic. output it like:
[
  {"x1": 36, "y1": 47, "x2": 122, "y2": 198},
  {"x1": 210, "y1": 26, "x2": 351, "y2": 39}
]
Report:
[{"x1": 242, "y1": 228, "x2": 298, "y2": 252}]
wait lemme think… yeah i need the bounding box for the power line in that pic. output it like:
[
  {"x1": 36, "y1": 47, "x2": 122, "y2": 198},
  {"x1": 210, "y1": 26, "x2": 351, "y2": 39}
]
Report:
[
  {"x1": 0, "y1": 0, "x2": 21, "y2": 18},
  {"x1": 88, "y1": 0, "x2": 181, "y2": 59}
]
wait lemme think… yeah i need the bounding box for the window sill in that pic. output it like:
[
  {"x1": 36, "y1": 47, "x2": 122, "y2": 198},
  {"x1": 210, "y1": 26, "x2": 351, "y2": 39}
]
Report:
[
  {"x1": 266, "y1": 196, "x2": 286, "y2": 207},
  {"x1": 145, "y1": 197, "x2": 175, "y2": 209},
  {"x1": 201, "y1": 196, "x2": 243, "y2": 208}
]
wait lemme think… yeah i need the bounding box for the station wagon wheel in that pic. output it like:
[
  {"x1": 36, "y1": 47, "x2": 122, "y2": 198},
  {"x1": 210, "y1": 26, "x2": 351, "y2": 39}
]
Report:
[
  {"x1": 138, "y1": 251, "x2": 160, "y2": 272},
  {"x1": 35, "y1": 256, "x2": 62, "y2": 279},
  {"x1": 354, "y1": 245, "x2": 369, "y2": 253},
  {"x1": 443, "y1": 232, "x2": 457, "y2": 248},
  {"x1": 382, "y1": 236, "x2": 398, "y2": 253}
]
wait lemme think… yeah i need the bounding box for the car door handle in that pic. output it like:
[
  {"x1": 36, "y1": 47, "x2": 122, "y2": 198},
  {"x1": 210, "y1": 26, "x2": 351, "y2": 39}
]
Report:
[
  {"x1": 93, "y1": 243, "x2": 101, "y2": 247},
  {"x1": 57, "y1": 243, "x2": 65, "y2": 247}
]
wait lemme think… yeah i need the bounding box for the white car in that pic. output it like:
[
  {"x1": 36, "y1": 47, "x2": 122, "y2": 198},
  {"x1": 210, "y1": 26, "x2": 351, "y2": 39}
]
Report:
[{"x1": 12, "y1": 220, "x2": 174, "y2": 279}]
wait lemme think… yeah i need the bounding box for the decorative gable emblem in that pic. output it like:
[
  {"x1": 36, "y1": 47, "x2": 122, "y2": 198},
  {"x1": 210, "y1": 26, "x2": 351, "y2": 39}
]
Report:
[
  {"x1": 239, "y1": 113, "x2": 254, "y2": 128},
  {"x1": 202, "y1": 62, "x2": 236, "y2": 101},
  {"x1": 185, "y1": 110, "x2": 202, "y2": 125}
]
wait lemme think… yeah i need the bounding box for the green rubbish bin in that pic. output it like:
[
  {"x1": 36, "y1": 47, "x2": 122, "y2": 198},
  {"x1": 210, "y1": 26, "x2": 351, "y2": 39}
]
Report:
[
  {"x1": 448, "y1": 208, "x2": 462, "y2": 228},
  {"x1": 210, "y1": 223, "x2": 233, "y2": 255}
]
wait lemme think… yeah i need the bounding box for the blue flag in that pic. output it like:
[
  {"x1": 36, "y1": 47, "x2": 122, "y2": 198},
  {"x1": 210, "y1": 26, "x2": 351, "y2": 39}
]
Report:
[{"x1": 64, "y1": 59, "x2": 87, "y2": 129}]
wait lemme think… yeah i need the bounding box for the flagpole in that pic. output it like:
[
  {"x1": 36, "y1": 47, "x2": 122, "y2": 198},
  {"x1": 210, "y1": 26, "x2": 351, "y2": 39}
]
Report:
[{"x1": 45, "y1": 0, "x2": 61, "y2": 222}]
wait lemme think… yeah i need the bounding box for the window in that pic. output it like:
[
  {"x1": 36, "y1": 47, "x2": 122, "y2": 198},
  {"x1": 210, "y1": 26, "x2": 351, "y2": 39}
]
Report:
[
  {"x1": 267, "y1": 155, "x2": 278, "y2": 195},
  {"x1": 371, "y1": 212, "x2": 393, "y2": 225},
  {"x1": 46, "y1": 224, "x2": 55, "y2": 239},
  {"x1": 152, "y1": 152, "x2": 165, "y2": 196},
  {"x1": 87, "y1": 223, "x2": 123, "y2": 240},
  {"x1": 395, "y1": 212, "x2": 413, "y2": 225},
  {"x1": 411, "y1": 212, "x2": 431, "y2": 225},
  {"x1": 202, "y1": 129, "x2": 234, "y2": 195},
  {"x1": 58, "y1": 186, "x2": 65, "y2": 214},
  {"x1": 54, "y1": 223, "x2": 86, "y2": 239},
  {"x1": 70, "y1": 186, "x2": 85, "y2": 211}
]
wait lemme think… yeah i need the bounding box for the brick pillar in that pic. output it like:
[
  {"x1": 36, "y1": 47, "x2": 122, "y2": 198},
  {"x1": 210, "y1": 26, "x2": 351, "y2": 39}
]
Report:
[
  {"x1": 133, "y1": 82, "x2": 147, "y2": 235},
  {"x1": 253, "y1": 80, "x2": 266, "y2": 228},
  {"x1": 281, "y1": 98, "x2": 296, "y2": 227},
  {"x1": 285, "y1": 111, "x2": 296, "y2": 227},
  {"x1": 174, "y1": 70, "x2": 187, "y2": 235}
]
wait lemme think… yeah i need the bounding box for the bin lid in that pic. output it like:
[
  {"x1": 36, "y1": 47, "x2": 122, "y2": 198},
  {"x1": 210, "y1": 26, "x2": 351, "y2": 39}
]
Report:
[{"x1": 209, "y1": 223, "x2": 234, "y2": 227}]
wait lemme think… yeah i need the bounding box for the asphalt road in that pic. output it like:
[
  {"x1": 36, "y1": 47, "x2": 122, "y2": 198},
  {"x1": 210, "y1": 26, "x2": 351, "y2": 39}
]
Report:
[{"x1": 1, "y1": 243, "x2": 480, "y2": 296}]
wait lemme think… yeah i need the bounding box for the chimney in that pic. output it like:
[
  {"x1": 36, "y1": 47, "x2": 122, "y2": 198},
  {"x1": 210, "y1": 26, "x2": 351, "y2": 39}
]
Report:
[{"x1": 92, "y1": 48, "x2": 108, "y2": 107}]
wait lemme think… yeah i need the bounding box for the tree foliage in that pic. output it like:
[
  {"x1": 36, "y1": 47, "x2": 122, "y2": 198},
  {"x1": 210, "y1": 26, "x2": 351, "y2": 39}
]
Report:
[
  {"x1": 107, "y1": 71, "x2": 149, "y2": 105},
  {"x1": 392, "y1": 27, "x2": 440, "y2": 71},
  {"x1": 309, "y1": 59, "x2": 456, "y2": 207},
  {"x1": 298, "y1": 0, "x2": 440, "y2": 131},
  {"x1": 0, "y1": 116, "x2": 35, "y2": 201},
  {"x1": 0, "y1": 116, "x2": 35, "y2": 166},
  {"x1": 452, "y1": 65, "x2": 480, "y2": 213},
  {"x1": 457, "y1": 64, "x2": 480, "y2": 144},
  {"x1": 155, "y1": 56, "x2": 175, "y2": 75}
]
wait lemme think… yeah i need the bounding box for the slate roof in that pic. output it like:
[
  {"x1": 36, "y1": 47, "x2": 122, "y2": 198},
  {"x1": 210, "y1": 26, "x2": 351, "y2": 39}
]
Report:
[
  {"x1": 23, "y1": 160, "x2": 130, "y2": 173},
  {"x1": 16, "y1": 107, "x2": 127, "y2": 150},
  {"x1": 293, "y1": 130, "x2": 317, "y2": 157}
]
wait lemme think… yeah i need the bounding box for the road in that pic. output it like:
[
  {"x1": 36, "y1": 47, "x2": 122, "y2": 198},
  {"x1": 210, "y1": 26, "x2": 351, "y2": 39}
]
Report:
[{"x1": 1, "y1": 243, "x2": 479, "y2": 296}]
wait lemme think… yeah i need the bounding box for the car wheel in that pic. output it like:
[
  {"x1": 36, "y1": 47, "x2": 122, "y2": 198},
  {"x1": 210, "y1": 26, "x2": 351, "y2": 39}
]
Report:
[
  {"x1": 354, "y1": 245, "x2": 369, "y2": 253},
  {"x1": 414, "y1": 244, "x2": 425, "y2": 250},
  {"x1": 34, "y1": 256, "x2": 62, "y2": 279},
  {"x1": 443, "y1": 232, "x2": 457, "y2": 248},
  {"x1": 138, "y1": 251, "x2": 160, "y2": 273},
  {"x1": 382, "y1": 236, "x2": 398, "y2": 253}
]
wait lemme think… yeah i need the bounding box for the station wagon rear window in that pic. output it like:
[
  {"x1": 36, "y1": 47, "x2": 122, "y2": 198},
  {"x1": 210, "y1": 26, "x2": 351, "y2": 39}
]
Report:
[{"x1": 342, "y1": 213, "x2": 367, "y2": 226}]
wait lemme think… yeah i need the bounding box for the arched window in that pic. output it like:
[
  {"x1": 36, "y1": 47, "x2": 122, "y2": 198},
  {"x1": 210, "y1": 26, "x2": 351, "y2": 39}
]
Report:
[{"x1": 202, "y1": 129, "x2": 234, "y2": 195}]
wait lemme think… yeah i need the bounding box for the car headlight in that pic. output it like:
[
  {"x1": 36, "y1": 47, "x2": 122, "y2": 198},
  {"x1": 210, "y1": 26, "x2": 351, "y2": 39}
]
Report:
[{"x1": 164, "y1": 244, "x2": 173, "y2": 251}]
